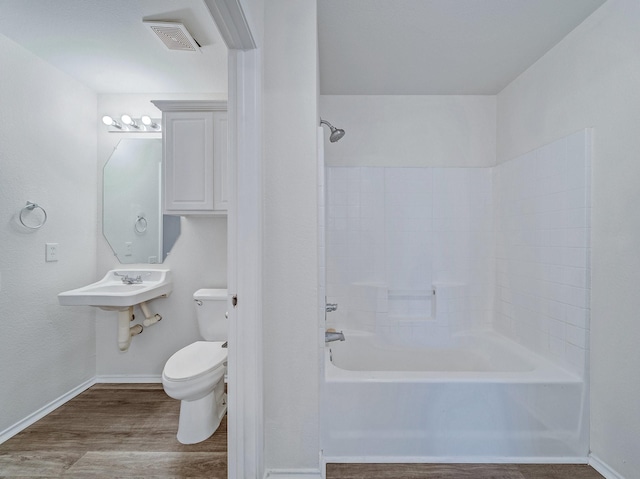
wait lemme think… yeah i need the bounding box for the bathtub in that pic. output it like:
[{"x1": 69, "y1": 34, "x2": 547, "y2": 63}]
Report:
[{"x1": 321, "y1": 330, "x2": 588, "y2": 463}]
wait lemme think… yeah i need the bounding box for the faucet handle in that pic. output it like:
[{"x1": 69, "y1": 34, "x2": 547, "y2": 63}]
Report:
[{"x1": 326, "y1": 303, "x2": 338, "y2": 313}]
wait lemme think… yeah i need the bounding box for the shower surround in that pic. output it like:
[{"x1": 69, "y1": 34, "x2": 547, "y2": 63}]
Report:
[
  {"x1": 325, "y1": 166, "x2": 494, "y2": 343},
  {"x1": 321, "y1": 129, "x2": 591, "y2": 462}
]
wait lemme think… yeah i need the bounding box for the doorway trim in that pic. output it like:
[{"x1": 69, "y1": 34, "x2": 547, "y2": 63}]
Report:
[{"x1": 204, "y1": 1, "x2": 262, "y2": 478}]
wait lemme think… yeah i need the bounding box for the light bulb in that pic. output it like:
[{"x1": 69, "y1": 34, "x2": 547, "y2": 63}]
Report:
[
  {"x1": 120, "y1": 114, "x2": 140, "y2": 129},
  {"x1": 141, "y1": 115, "x2": 160, "y2": 130},
  {"x1": 101, "y1": 115, "x2": 121, "y2": 129}
]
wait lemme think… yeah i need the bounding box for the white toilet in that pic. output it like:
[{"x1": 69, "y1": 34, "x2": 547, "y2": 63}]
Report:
[{"x1": 162, "y1": 288, "x2": 228, "y2": 444}]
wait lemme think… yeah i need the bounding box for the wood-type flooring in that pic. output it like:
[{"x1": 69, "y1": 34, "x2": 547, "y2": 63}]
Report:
[
  {"x1": 0, "y1": 384, "x2": 226, "y2": 478},
  {"x1": 326, "y1": 463, "x2": 604, "y2": 479},
  {"x1": 0, "y1": 384, "x2": 604, "y2": 478}
]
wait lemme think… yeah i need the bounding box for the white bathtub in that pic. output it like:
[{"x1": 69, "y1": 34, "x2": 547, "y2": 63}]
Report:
[{"x1": 321, "y1": 330, "x2": 588, "y2": 463}]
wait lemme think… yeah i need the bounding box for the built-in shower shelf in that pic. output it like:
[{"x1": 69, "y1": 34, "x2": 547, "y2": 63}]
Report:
[
  {"x1": 388, "y1": 289, "x2": 435, "y2": 299},
  {"x1": 389, "y1": 315, "x2": 436, "y2": 322},
  {"x1": 388, "y1": 289, "x2": 435, "y2": 318}
]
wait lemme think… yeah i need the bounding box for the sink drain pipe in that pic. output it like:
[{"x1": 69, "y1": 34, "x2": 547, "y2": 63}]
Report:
[
  {"x1": 117, "y1": 306, "x2": 143, "y2": 351},
  {"x1": 116, "y1": 303, "x2": 163, "y2": 351},
  {"x1": 139, "y1": 301, "x2": 162, "y2": 327}
]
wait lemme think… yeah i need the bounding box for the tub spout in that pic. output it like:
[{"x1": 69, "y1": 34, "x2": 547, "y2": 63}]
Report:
[{"x1": 325, "y1": 330, "x2": 345, "y2": 343}]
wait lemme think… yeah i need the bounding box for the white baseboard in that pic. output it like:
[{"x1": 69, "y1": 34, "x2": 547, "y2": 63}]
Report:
[
  {"x1": 589, "y1": 454, "x2": 625, "y2": 479},
  {"x1": 322, "y1": 455, "x2": 589, "y2": 464},
  {"x1": 95, "y1": 374, "x2": 161, "y2": 383},
  {"x1": 0, "y1": 377, "x2": 96, "y2": 444},
  {"x1": 264, "y1": 469, "x2": 322, "y2": 479}
]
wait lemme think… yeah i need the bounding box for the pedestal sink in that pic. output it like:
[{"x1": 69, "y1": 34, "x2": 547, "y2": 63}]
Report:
[
  {"x1": 58, "y1": 269, "x2": 172, "y2": 351},
  {"x1": 58, "y1": 269, "x2": 172, "y2": 311}
]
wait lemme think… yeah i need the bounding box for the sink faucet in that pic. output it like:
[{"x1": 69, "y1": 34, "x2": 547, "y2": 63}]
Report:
[
  {"x1": 325, "y1": 330, "x2": 345, "y2": 343},
  {"x1": 122, "y1": 274, "x2": 142, "y2": 284},
  {"x1": 114, "y1": 272, "x2": 143, "y2": 284}
]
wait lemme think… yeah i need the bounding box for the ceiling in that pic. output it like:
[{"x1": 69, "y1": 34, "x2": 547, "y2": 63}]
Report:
[
  {"x1": 0, "y1": 1, "x2": 606, "y2": 96},
  {"x1": 318, "y1": 0, "x2": 607, "y2": 95},
  {"x1": 0, "y1": 0, "x2": 228, "y2": 94}
]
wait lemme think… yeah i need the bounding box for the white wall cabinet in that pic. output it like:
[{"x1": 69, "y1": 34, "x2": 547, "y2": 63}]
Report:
[{"x1": 151, "y1": 100, "x2": 228, "y2": 215}]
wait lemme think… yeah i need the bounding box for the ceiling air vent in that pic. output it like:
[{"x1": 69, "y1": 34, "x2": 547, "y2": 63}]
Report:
[{"x1": 144, "y1": 21, "x2": 201, "y2": 53}]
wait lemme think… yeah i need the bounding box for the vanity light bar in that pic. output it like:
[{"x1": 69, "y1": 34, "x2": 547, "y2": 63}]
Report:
[{"x1": 101, "y1": 115, "x2": 162, "y2": 133}]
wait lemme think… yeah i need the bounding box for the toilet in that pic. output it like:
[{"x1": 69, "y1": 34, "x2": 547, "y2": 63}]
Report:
[{"x1": 162, "y1": 288, "x2": 228, "y2": 444}]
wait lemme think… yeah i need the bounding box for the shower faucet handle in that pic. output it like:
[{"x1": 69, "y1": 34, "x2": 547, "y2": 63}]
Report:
[{"x1": 326, "y1": 303, "x2": 338, "y2": 313}]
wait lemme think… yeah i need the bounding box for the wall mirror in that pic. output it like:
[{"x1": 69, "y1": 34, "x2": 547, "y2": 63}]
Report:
[{"x1": 103, "y1": 139, "x2": 180, "y2": 264}]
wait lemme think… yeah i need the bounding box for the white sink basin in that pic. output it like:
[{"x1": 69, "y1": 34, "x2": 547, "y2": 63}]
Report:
[{"x1": 58, "y1": 269, "x2": 172, "y2": 310}]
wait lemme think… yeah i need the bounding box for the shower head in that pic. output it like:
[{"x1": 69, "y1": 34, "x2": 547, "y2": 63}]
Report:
[{"x1": 320, "y1": 119, "x2": 346, "y2": 143}]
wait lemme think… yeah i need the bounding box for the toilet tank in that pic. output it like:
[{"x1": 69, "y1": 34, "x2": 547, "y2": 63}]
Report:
[{"x1": 193, "y1": 288, "x2": 228, "y2": 341}]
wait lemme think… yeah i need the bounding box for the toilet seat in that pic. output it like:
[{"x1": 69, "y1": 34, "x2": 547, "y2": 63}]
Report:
[{"x1": 163, "y1": 341, "x2": 227, "y2": 382}]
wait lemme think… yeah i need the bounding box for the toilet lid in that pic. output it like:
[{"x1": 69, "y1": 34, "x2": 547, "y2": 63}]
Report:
[{"x1": 164, "y1": 341, "x2": 227, "y2": 381}]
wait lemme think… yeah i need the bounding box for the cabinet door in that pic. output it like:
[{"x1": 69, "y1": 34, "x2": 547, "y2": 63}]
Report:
[
  {"x1": 163, "y1": 111, "x2": 215, "y2": 213},
  {"x1": 213, "y1": 111, "x2": 228, "y2": 212}
]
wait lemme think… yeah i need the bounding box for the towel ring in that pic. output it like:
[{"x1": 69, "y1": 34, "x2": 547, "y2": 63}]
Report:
[
  {"x1": 134, "y1": 215, "x2": 147, "y2": 234},
  {"x1": 19, "y1": 202, "x2": 47, "y2": 229}
]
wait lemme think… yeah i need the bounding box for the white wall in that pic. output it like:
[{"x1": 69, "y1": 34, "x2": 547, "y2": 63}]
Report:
[
  {"x1": 494, "y1": 130, "x2": 591, "y2": 377},
  {"x1": 497, "y1": 0, "x2": 640, "y2": 475},
  {"x1": 95, "y1": 94, "x2": 228, "y2": 379},
  {"x1": 320, "y1": 96, "x2": 496, "y2": 167},
  {"x1": 263, "y1": 0, "x2": 320, "y2": 471},
  {"x1": 0, "y1": 33, "x2": 97, "y2": 434}
]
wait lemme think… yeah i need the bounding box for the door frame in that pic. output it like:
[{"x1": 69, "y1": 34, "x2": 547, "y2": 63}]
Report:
[{"x1": 204, "y1": 1, "x2": 262, "y2": 478}]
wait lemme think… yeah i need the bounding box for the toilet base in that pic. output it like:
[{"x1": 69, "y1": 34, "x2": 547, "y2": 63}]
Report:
[{"x1": 176, "y1": 387, "x2": 227, "y2": 444}]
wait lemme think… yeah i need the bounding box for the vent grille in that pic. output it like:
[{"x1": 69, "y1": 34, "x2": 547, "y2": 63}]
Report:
[{"x1": 144, "y1": 21, "x2": 201, "y2": 52}]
